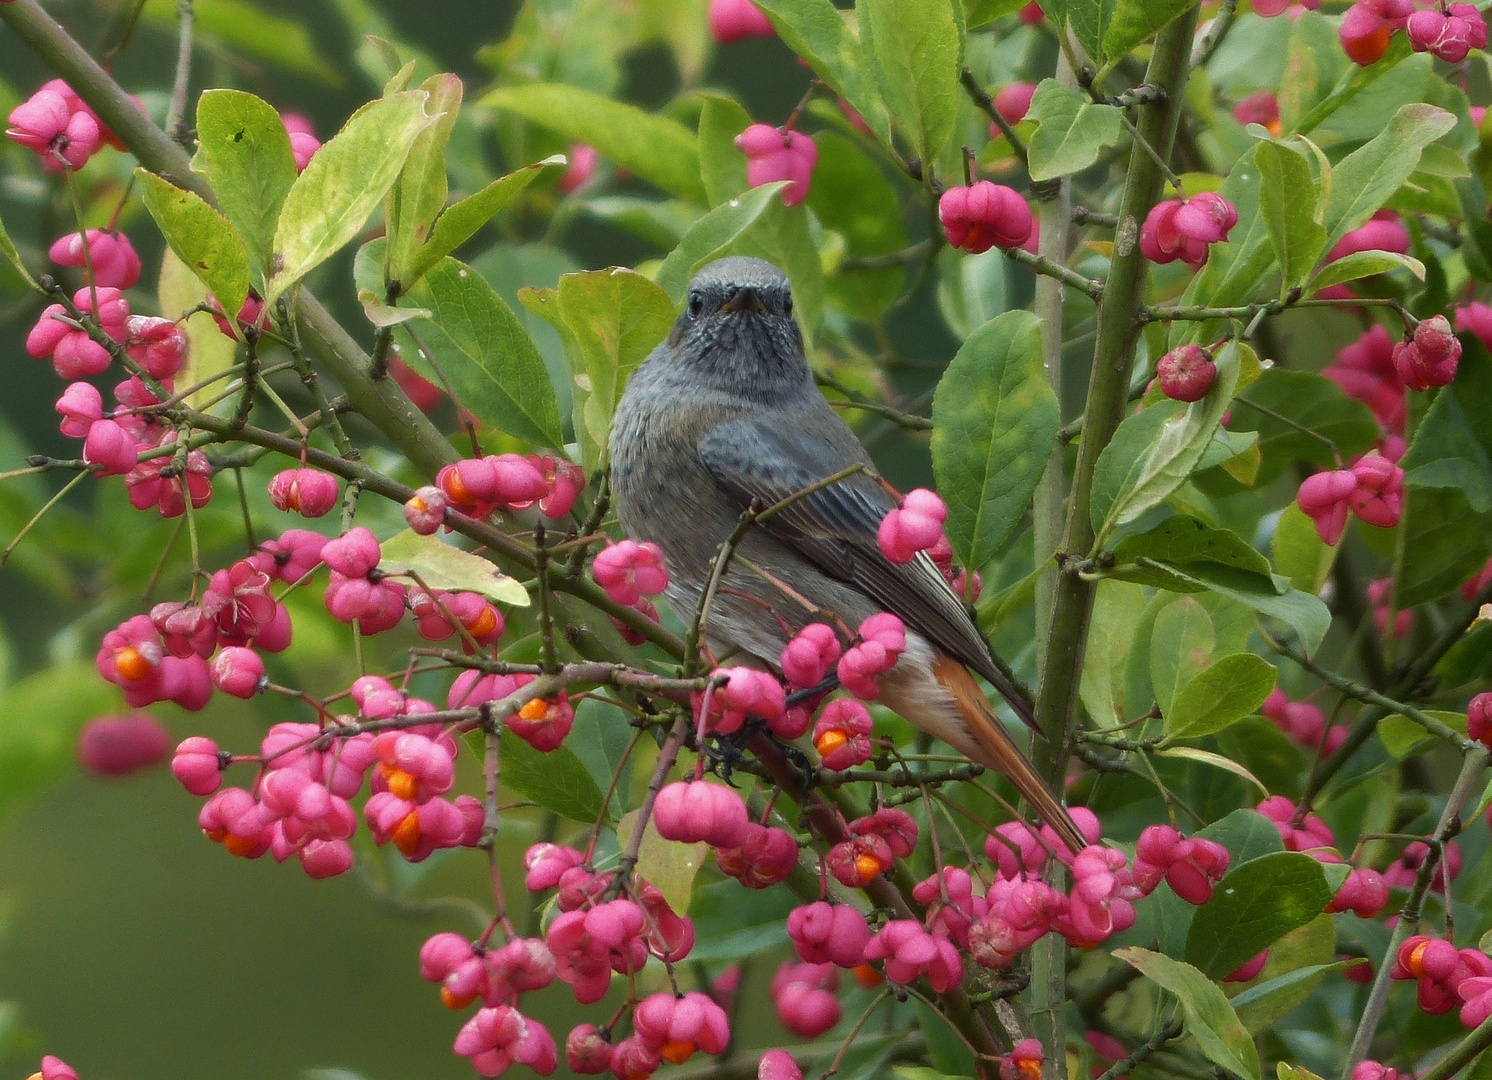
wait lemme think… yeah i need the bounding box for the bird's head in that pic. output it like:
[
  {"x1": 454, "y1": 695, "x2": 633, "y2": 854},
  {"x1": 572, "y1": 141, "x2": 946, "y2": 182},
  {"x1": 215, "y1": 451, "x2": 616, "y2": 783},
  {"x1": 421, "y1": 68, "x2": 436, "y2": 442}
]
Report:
[{"x1": 666, "y1": 256, "x2": 808, "y2": 396}]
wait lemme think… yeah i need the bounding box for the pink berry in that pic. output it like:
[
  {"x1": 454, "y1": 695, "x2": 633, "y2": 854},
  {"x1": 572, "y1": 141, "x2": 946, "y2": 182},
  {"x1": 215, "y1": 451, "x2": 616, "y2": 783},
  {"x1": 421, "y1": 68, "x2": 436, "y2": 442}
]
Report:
[
  {"x1": 939, "y1": 181, "x2": 1033, "y2": 254},
  {"x1": 1393, "y1": 315, "x2": 1462, "y2": 391},
  {"x1": 558, "y1": 144, "x2": 599, "y2": 193},
  {"x1": 1296, "y1": 469, "x2": 1359, "y2": 545},
  {"x1": 877, "y1": 488, "x2": 948, "y2": 563},
  {"x1": 404, "y1": 486, "x2": 449, "y2": 534},
  {"x1": 709, "y1": 0, "x2": 774, "y2": 42},
  {"x1": 1348, "y1": 453, "x2": 1404, "y2": 529},
  {"x1": 268, "y1": 468, "x2": 341, "y2": 518},
  {"x1": 758, "y1": 1050, "x2": 803, "y2": 1080},
  {"x1": 812, "y1": 698, "x2": 873, "y2": 769},
  {"x1": 171, "y1": 736, "x2": 223, "y2": 795},
  {"x1": 55, "y1": 382, "x2": 103, "y2": 438},
  {"x1": 993, "y1": 83, "x2": 1037, "y2": 126},
  {"x1": 210, "y1": 646, "x2": 266, "y2": 698},
  {"x1": 49, "y1": 229, "x2": 141, "y2": 289},
  {"x1": 125, "y1": 316, "x2": 187, "y2": 379},
  {"x1": 735, "y1": 124, "x2": 817, "y2": 207},
  {"x1": 1156, "y1": 344, "x2": 1218, "y2": 402},
  {"x1": 322, "y1": 526, "x2": 381, "y2": 578},
  {"x1": 779, "y1": 623, "x2": 841, "y2": 689},
  {"x1": 77, "y1": 713, "x2": 171, "y2": 776}
]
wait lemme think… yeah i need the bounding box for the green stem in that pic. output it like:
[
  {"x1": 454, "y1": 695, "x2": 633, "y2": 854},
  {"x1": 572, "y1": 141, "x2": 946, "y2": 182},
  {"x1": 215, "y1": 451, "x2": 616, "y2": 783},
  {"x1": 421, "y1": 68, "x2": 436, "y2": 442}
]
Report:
[{"x1": 1034, "y1": 5, "x2": 1199, "y2": 782}]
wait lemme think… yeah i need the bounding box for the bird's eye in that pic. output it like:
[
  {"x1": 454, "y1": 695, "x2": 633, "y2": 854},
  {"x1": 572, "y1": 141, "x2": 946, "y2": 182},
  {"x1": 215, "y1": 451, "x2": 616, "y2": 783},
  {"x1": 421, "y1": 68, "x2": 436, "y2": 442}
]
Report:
[
  {"x1": 783, "y1": 293, "x2": 794, "y2": 316},
  {"x1": 687, "y1": 290, "x2": 704, "y2": 318}
]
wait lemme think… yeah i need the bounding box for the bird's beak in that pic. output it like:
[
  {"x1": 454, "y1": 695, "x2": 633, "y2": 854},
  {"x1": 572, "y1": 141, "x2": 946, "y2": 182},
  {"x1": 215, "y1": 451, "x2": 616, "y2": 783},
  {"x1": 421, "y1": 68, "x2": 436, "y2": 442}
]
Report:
[{"x1": 720, "y1": 286, "x2": 767, "y2": 314}]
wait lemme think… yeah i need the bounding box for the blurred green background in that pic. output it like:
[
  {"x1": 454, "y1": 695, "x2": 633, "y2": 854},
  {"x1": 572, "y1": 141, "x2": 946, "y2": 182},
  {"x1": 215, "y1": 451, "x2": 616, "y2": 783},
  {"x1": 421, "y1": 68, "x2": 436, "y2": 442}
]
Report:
[{"x1": 0, "y1": 1, "x2": 955, "y2": 1077}]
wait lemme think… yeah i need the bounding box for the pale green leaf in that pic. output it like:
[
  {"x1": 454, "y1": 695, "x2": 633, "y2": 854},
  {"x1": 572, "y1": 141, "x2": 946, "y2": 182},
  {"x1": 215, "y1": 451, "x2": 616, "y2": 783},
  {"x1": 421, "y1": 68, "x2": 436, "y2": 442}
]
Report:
[
  {"x1": 267, "y1": 91, "x2": 437, "y2": 305},
  {"x1": 1155, "y1": 746, "x2": 1270, "y2": 796},
  {"x1": 136, "y1": 169, "x2": 251, "y2": 327},
  {"x1": 378, "y1": 529, "x2": 530, "y2": 606},
  {"x1": 1026, "y1": 79, "x2": 1124, "y2": 182},
  {"x1": 404, "y1": 154, "x2": 566, "y2": 288},
  {"x1": 191, "y1": 89, "x2": 297, "y2": 283},
  {"x1": 1080, "y1": 580, "x2": 1146, "y2": 729},
  {"x1": 862, "y1": 0, "x2": 963, "y2": 167},
  {"x1": 1150, "y1": 596, "x2": 1216, "y2": 719},
  {"x1": 384, "y1": 73, "x2": 464, "y2": 289},
  {"x1": 753, "y1": 0, "x2": 893, "y2": 144},
  {"x1": 481, "y1": 83, "x2": 707, "y2": 205},
  {"x1": 1309, "y1": 250, "x2": 1426, "y2": 293},
  {"x1": 1114, "y1": 947, "x2": 1261, "y2": 1080},
  {"x1": 1271, "y1": 503, "x2": 1337, "y2": 595},
  {"x1": 1185, "y1": 852, "x2": 1331, "y2": 980},
  {"x1": 1255, "y1": 141, "x2": 1326, "y2": 294},
  {"x1": 655, "y1": 183, "x2": 790, "y2": 301},
  {"x1": 617, "y1": 808, "x2": 707, "y2": 913},
  {"x1": 158, "y1": 248, "x2": 238, "y2": 411},
  {"x1": 1323, "y1": 103, "x2": 1456, "y2": 249}
]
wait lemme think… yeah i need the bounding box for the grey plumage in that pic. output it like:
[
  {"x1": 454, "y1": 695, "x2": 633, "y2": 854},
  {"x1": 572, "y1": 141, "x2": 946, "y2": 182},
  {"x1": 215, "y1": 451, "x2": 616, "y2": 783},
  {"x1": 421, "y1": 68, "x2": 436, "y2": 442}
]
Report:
[{"x1": 608, "y1": 256, "x2": 1084, "y2": 853}]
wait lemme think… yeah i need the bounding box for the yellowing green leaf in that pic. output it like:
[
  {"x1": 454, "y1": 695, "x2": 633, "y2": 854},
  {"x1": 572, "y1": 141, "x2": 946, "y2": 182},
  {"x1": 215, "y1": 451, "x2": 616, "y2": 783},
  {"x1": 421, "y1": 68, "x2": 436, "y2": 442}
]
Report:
[{"x1": 378, "y1": 529, "x2": 530, "y2": 606}]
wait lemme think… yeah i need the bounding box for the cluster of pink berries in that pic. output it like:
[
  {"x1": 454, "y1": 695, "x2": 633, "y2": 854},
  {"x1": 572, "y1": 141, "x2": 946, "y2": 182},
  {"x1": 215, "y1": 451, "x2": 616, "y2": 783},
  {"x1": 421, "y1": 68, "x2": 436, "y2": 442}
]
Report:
[
  {"x1": 173, "y1": 676, "x2": 489, "y2": 876},
  {"x1": 1295, "y1": 452, "x2": 1404, "y2": 546},
  {"x1": 1391, "y1": 935, "x2": 1492, "y2": 1027},
  {"x1": 1337, "y1": 0, "x2": 1486, "y2": 65},
  {"x1": 5, "y1": 79, "x2": 120, "y2": 170},
  {"x1": 592, "y1": 539, "x2": 670, "y2": 640},
  {"x1": 1140, "y1": 192, "x2": 1239, "y2": 269},
  {"x1": 434, "y1": 452, "x2": 584, "y2": 521}
]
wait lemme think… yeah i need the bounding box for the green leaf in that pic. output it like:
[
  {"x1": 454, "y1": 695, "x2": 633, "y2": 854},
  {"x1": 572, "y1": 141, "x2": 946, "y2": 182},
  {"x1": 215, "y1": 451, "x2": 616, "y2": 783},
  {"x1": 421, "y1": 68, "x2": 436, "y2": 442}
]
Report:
[
  {"x1": 808, "y1": 131, "x2": 907, "y2": 320},
  {"x1": 655, "y1": 183, "x2": 791, "y2": 301},
  {"x1": 404, "y1": 154, "x2": 567, "y2": 288},
  {"x1": 1401, "y1": 388, "x2": 1492, "y2": 513},
  {"x1": 1145, "y1": 559, "x2": 1332, "y2": 653},
  {"x1": 930, "y1": 311, "x2": 1059, "y2": 568},
  {"x1": 617, "y1": 808, "x2": 706, "y2": 913},
  {"x1": 752, "y1": 0, "x2": 893, "y2": 145},
  {"x1": 1271, "y1": 503, "x2": 1337, "y2": 595},
  {"x1": 1114, "y1": 947, "x2": 1261, "y2": 1080},
  {"x1": 1110, "y1": 515, "x2": 1276, "y2": 591},
  {"x1": 1080, "y1": 580, "x2": 1147, "y2": 729},
  {"x1": 698, "y1": 95, "x2": 753, "y2": 206},
  {"x1": 1234, "y1": 930, "x2": 1343, "y2": 1032},
  {"x1": 556, "y1": 268, "x2": 677, "y2": 438},
  {"x1": 0, "y1": 663, "x2": 122, "y2": 823},
  {"x1": 267, "y1": 91, "x2": 437, "y2": 305},
  {"x1": 1164, "y1": 653, "x2": 1277, "y2": 742},
  {"x1": 686, "y1": 880, "x2": 796, "y2": 961},
  {"x1": 861, "y1": 0, "x2": 963, "y2": 168},
  {"x1": 191, "y1": 89, "x2": 298, "y2": 283},
  {"x1": 1185, "y1": 852, "x2": 1332, "y2": 980},
  {"x1": 1378, "y1": 709, "x2": 1465, "y2": 760},
  {"x1": 1150, "y1": 596, "x2": 1215, "y2": 719},
  {"x1": 481, "y1": 83, "x2": 707, "y2": 205},
  {"x1": 1308, "y1": 250, "x2": 1426, "y2": 293},
  {"x1": 965, "y1": 0, "x2": 1029, "y2": 27},
  {"x1": 385, "y1": 252, "x2": 563, "y2": 449},
  {"x1": 1092, "y1": 341, "x2": 1246, "y2": 539},
  {"x1": 1230, "y1": 370, "x2": 1381, "y2": 484},
  {"x1": 1397, "y1": 487, "x2": 1492, "y2": 607},
  {"x1": 1104, "y1": 0, "x2": 1195, "y2": 62},
  {"x1": 378, "y1": 529, "x2": 531, "y2": 606},
  {"x1": 0, "y1": 204, "x2": 38, "y2": 290},
  {"x1": 499, "y1": 728, "x2": 605, "y2": 823},
  {"x1": 1203, "y1": 808, "x2": 1287, "y2": 866},
  {"x1": 1026, "y1": 79, "x2": 1124, "y2": 182},
  {"x1": 143, "y1": 0, "x2": 339, "y2": 83},
  {"x1": 1323, "y1": 103, "x2": 1457, "y2": 250},
  {"x1": 1057, "y1": 0, "x2": 1117, "y2": 70},
  {"x1": 384, "y1": 73, "x2": 465, "y2": 289},
  {"x1": 158, "y1": 248, "x2": 238, "y2": 412},
  {"x1": 136, "y1": 169, "x2": 251, "y2": 326},
  {"x1": 1255, "y1": 141, "x2": 1326, "y2": 295}
]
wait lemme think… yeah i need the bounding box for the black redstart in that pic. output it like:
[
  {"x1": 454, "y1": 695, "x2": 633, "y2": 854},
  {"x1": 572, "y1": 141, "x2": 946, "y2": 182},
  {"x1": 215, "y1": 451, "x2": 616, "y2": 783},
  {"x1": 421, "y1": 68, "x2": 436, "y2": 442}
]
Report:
[{"x1": 609, "y1": 256, "x2": 1084, "y2": 853}]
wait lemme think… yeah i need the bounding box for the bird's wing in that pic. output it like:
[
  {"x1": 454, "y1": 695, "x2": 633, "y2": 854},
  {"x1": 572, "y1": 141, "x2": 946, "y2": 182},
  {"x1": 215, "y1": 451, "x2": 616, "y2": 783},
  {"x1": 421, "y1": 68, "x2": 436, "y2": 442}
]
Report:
[{"x1": 697, "y1": 416, "x2": 1035, "y2": 726}]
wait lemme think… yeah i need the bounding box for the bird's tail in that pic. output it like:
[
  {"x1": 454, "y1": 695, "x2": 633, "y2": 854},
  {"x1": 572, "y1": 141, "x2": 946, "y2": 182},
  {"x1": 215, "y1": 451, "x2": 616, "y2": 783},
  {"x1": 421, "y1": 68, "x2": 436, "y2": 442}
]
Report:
[{"x1": 932, "y1": 655, "x2": 1088, "y2": 856}]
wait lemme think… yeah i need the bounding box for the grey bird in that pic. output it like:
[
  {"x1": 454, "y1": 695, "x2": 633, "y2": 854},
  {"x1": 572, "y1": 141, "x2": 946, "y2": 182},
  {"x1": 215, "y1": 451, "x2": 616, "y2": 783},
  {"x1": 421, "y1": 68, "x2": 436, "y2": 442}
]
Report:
[{"x1": 608, "y1": 256, "x2": 1084, "y2": 854}]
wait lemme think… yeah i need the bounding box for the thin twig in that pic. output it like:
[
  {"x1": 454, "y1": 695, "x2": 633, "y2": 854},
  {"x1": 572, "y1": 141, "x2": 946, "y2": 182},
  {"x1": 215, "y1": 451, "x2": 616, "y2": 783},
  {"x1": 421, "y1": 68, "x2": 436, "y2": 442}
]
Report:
[
  {"x1": 164, "y1": 0, "x2": 193, "y2": 145},
  {"x1": 960, "y1": 68, "x2": 1029, "y2": 168}
]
